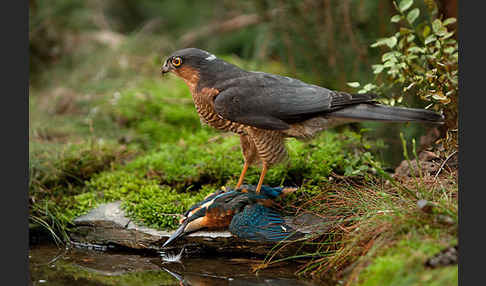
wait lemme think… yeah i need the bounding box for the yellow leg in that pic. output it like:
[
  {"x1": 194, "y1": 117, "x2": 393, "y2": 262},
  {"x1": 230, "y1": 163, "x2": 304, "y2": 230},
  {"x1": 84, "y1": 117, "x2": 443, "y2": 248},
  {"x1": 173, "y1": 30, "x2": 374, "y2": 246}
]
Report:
[
  {"x1": 255, "y1": 164, "x2": 268, "y2": 194},
  {"x1": 236, "y1": 162, "x2": 249, "y2": 189}
]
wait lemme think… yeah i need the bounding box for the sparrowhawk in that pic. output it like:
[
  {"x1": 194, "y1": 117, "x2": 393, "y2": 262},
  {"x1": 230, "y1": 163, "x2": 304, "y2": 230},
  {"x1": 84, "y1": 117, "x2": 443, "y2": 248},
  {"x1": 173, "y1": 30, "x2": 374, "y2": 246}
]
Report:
[{"x1": 161, "y1": 48, "x2": 443, "y2": 194}]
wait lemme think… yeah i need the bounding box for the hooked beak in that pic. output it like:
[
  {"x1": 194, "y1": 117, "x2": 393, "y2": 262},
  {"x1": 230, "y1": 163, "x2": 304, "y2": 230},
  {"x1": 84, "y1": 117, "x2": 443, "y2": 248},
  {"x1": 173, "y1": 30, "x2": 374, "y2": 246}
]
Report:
[
  {"x1": 162, "y1": 220, "x2": 189, "y2": 248},
  {"x1": 161, "y1": 60, "x2": 172, "y2": 75}
]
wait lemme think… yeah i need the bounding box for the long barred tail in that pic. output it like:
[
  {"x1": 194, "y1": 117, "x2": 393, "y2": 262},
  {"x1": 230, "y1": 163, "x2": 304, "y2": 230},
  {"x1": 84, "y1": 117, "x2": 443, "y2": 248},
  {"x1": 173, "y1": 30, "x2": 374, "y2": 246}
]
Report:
[{"x1": 328, "y1": 103, "x2": 444, "y2": 124}]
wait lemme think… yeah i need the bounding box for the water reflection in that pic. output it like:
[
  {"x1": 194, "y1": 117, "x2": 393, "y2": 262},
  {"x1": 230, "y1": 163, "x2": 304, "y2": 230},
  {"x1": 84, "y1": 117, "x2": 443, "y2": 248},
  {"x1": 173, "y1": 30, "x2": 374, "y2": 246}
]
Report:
[
  {"x1": 29, "y1": 244, "x2": 322, "y2": 286},
  {"x1": 158, "y1": 256, "x2": 317, "y2": 286},
  {"x1": 162, "y1": 266, "x2": 315, "y2": 286}
]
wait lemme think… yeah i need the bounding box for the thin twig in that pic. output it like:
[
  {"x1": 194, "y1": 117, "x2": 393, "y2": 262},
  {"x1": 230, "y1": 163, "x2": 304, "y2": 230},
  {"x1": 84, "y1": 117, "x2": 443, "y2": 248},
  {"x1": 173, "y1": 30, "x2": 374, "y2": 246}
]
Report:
[{"x1": 434, "y1": 150, "x2": 458, "y2": 180}]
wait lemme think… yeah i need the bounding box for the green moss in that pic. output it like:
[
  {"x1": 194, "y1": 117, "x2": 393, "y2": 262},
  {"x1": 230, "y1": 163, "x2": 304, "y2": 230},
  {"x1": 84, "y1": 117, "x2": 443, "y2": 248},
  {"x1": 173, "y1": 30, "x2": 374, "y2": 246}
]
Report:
[
  {"x1": 82, "y1": 170, "x2": 214, "y2": 229},
  {"x1": 121, "y1": 184, "x2": 213, "y2": 229},
  {"x1": 123, "y1": 130, "x2": 242, "y2": 188},
  {"x1": 260, "y1": 130, "x2": 377, "y2": 185},
  {"x1": 62, "y1": 191, "x2": 101, "y2": 222},
  {"x1": 119, "y1": 127, "x2": 376, "y2": 189},
  {"x1": 358, "y1": 238, "x2": 458, "y2": 286}
]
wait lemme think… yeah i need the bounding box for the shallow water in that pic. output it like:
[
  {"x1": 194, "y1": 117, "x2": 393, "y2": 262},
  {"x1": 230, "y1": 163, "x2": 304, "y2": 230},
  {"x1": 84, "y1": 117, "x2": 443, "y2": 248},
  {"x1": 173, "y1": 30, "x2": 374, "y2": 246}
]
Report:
[{"x1": 29, "y1": 243, "x2": 325, "y2": 286}]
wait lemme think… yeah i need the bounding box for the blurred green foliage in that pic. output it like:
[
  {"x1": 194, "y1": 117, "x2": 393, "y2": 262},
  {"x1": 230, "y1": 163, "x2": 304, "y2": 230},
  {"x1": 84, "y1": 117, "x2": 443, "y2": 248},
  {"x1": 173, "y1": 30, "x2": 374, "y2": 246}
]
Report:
[{"x1": 29, "y1": 0, "x2": 399, "y2": 89}]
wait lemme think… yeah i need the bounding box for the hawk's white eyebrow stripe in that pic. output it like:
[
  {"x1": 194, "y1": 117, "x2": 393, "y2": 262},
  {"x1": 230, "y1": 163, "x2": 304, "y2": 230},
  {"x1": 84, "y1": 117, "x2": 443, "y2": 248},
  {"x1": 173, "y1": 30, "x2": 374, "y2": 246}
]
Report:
[{"x1": 205, "y1": 54, "x2": 217, "y2": 61}]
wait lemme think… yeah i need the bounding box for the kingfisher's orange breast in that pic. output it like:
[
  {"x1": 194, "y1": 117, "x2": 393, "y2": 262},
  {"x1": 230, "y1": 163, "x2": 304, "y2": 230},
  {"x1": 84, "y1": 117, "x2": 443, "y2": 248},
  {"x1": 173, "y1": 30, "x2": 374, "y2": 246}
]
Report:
[{"x1": 202, "y1": 207, "x2": 235, "y2": 229}]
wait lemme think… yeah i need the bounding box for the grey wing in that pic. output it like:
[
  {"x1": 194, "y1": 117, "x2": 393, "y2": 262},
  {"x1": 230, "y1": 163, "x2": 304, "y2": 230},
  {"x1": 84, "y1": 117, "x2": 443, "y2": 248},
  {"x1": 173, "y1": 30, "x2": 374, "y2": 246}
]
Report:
[{"x1": 213, "y1": 72, "x2": 374, "y2": 130}]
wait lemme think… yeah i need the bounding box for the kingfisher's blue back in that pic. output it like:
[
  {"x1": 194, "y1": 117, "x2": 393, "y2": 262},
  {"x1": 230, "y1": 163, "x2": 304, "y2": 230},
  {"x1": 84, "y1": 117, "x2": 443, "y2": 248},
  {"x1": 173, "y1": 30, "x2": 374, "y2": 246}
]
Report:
[{"x1": 229, "y1": 203, "x2": 301, "y2": 242}]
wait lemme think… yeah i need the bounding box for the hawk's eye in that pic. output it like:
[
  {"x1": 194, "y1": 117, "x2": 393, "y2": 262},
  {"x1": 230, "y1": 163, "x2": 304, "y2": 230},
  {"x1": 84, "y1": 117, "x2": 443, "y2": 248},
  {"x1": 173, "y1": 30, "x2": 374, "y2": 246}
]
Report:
[{"x1": 171, "y1": 57, "x2": 182, "y2": 67}]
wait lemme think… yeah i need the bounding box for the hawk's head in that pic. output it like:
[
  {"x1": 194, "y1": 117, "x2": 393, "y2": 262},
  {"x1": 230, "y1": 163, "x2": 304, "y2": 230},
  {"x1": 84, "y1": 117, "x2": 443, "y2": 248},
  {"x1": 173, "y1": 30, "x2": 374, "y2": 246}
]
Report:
[
  {"x1": 161, "y1": 48, "x2": 245, "y2": 90},
  {"x1": 161, "y1": 48, "x2": 218, "y2": 75}
]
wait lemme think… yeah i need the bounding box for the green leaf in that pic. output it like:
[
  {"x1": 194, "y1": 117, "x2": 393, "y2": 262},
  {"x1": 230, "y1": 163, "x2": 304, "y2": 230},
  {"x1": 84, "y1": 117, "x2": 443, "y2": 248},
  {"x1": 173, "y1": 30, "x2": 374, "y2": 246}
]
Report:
[
  {"x1": 391, "y1": 15, "x2": 402, "y2": 23},
  {"x1": 372, "y1": 64, "x2": 384, "y2": 74},
  {"x1": 347, "y1": 82, "x2": 360, "y2": 88},
  {"x1": 399, "y1": 0, "x2": 414, "y2": 12},
  {"x1": 422, "y1": 25, "x2": 431, "y2": 38},
  {"x1": 370, "y1": 38, "x2": 385, "y2": 48},
  {"x1": 424, "y1": 35, "x2": 437, "y2": 45},
  {"x1": 444, "y1": 47, "x2": 455, "y2": 54},
  {"x1": 432, "y1": 19, "x2": 442, "y2": 33},
  {"x1": 371, "y1": 38, "x2": 389, "y2": 48},
  {"x1": 382, "y1": 51, "x2": 401, "y2": 62},
  {"x1": 407, "y1": 8, "x2": 420, "y2": 24},
  {"x1": 407, "y1": 46, "x2": 425, "y2": 53},
  {"x1": 386, "y1": 36, "x2": 398, "y2": 48},
  {"x1": 384, "y1": 60, "x2": 396, "y2": 68},
  {"x1": 436, "y1": 26, "x2": 448, "y2": 36},
  {"x1": 406, "y1": 54, "x2": 419, "y2": 60},
  {"x1": 371, "y1": 36, "x2": 397, "y2": 49},
  {"x1": 443, "y1": 18, "x2": 457, "y2": 26},
  {"x1": 441, "y1": 32, "x2": 455, "y2": 39},
  {"x1": 399, "y1": 27, "x2": 413, "y2": 35},
  {"x1": 363, "y1": 83, "x2": 377, "y2": 92}
]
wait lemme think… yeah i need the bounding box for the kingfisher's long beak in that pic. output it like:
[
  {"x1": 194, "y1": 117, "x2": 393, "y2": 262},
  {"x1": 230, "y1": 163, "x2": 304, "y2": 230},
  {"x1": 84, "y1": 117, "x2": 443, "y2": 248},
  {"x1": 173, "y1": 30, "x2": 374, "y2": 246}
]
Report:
[
  {"x1": 162, "y1": 216, "x2": 205, "y2": 248},
  {"x1": 161, "y1": 59, "x2": 172, "y2": 74},
  {"x1": 162, "y1": 220, "x2": 189, "y2": 248}
]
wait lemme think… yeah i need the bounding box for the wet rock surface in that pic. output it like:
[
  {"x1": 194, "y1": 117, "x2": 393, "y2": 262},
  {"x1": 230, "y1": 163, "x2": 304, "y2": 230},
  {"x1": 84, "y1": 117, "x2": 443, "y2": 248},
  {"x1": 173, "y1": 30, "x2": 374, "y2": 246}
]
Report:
[{"x1": 70, "y1": 201, "x2": 331, "y2": 257}]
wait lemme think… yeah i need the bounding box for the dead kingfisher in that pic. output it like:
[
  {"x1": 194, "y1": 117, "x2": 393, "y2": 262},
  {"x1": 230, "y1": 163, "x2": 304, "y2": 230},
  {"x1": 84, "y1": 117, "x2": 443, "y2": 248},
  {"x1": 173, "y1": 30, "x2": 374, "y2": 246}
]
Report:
[{"x1": 162, "y1": 185, "x2": 304, "y2": 247}]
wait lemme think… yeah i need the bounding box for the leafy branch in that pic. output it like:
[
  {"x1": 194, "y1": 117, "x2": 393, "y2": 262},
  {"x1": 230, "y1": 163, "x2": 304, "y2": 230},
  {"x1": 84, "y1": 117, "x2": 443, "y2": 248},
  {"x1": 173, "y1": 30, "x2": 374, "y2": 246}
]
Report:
[{"x1": 347, "y1": 0, "x2": 458, "y2": 152}]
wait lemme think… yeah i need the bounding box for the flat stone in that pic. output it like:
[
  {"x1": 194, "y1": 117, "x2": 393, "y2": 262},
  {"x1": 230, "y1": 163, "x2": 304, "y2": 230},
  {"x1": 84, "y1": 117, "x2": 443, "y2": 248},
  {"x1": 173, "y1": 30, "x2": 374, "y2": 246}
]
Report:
[
  {"x1": 69, "y1": 201, "x2": 331, "y2": 257},
  {"x1": 74, "y1": 201, "x2": 131, "y2": 227}
]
